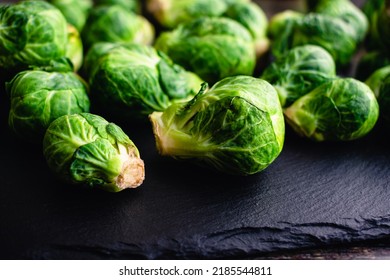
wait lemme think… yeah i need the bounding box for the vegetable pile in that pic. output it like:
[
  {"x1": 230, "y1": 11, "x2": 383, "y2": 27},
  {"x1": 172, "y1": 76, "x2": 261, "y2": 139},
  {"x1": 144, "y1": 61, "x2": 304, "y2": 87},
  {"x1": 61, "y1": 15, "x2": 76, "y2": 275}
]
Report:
[{"x1": 0, "y1": 0, "x2": 386, "y2": 192}]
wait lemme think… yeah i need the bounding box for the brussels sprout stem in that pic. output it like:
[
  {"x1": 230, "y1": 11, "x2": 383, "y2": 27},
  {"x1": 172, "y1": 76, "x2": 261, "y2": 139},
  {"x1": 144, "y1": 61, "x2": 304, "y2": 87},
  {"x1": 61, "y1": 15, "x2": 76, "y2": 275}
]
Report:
[{"x1": 115, "y1": 145, "x2": 145, "y2": 190}]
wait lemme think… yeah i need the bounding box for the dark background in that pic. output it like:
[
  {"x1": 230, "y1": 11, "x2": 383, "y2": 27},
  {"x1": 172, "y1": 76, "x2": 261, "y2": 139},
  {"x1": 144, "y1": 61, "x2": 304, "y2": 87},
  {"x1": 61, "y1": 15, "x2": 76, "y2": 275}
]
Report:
[{"x1": 1, "y1": 0, "x2": 389, "y2": 260}]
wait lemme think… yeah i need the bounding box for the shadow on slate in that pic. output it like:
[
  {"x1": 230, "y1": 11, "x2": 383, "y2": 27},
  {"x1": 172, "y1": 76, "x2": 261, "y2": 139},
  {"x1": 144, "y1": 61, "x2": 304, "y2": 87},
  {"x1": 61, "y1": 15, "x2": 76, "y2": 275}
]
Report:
[{"x1": 1, "y1": 87, "x2": 390, "y2": 259}]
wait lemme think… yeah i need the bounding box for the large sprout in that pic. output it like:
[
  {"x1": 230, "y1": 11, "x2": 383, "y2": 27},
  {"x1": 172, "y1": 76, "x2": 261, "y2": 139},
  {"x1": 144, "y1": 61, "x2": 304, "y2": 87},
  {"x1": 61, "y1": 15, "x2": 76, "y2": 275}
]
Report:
[
  {"x1": 7, "y1": 63, "x2": 90, "y2": 143},
  {"x1": 81, "y1": 5, "x2": 154, "y2": 51},
  {"x1": 149, "y1": 76, "x2": 285, "y2": 175},
  {"x1": 284, "y1": 78, "x2": 379, "y2": 141},
  {"x1": 48, "y1": 0, "x2": 93, "y2": 31},
  {"x1": 86, "y1": 42, "x2": 203, "y2": 120},
  {"x1": 261, "y1": 45, "x2": 336, "y2": 108},
  {"x1": 155, "y1": 17, "x2": 256, "y2": 85},
  {"x1": 0, "y1": 1, "x2": 68, "y2": 72},
  {"x1": 43, "y1": 113, "x2": 144, "y2": 192}
]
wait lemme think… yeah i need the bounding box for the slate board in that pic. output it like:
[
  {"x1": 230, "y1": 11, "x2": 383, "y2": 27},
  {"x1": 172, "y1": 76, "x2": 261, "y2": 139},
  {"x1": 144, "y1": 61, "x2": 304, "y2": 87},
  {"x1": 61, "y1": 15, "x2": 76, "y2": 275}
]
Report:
[{"x1": 1, "y1": 92, "x2": 390, "y2": 259}]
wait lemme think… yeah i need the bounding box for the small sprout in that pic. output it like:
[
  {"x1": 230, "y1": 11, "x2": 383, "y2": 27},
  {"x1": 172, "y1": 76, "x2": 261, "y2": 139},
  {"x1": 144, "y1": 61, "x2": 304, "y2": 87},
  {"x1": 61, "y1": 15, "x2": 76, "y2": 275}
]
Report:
[
  {"x1": 43, "y1": 113, "x2": 145, "y2": 192},
  {"x1": 284, "y1": 78, "x2": 379, "y2": 141}
]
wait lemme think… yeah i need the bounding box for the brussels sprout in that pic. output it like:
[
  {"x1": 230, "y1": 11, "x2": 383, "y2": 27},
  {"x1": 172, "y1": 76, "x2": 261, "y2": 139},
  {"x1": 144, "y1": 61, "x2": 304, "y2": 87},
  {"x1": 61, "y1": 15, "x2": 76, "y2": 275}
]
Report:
[
  {"x1": 149, "y1": 76, "x2": 285, "y2": 175},
  {"x1": 0, "y1": 1, "x2": 68, "y2": 72},
  {"x1": 81, "y1": 5, "x2": 155, "y2": 51},
  {"x1": 86, "y1": 42, "x2": 203, "y2": 120},
  {"x1": 267, "y1": 10, "x2": 304, "y2": 39},
  {"x1": 155, "y1": 17, "x2": 256, "y2": 85},
  {"x1": 312, "y1": 0, "x2": 368, "y2": 42},
  {"x1": 7, "y1": 66, "x2": 90, "y2": 143},
  {"x1": 261, "y1": 45, "x2": 336, "y2": 108},
  {"x1": 94, "y1": 0, "x2": 140, "y2": 13},
  {"x1": 223, "y1": 2, "x2": 269, "y2": 58},
  {"x1": 271, "y1": 13, "x2": 359, "y2": 66},
  {"x1": 375, "y1": 1, "x2": 390, "y2": 55},
  {"x1": 284, "y1": 78, "x2": 379, "y2": 141},
  {"x1": 48, "y1": 0, "x2": 93, "y2": 31},
  {"x1": 377, "y1": 73, "x2": 390, "y2": 122},
  {"x1": 365, "y1": 65, "x2": 390, "y2": 98},
  {"x1": 66, "y1": 24, "x2": 83, "y2": 72},
  {"x1": 43, "y1": 113, "x2": 144, "y2": 192},
  {"x1": 146, "y1": 0, "x2": 248, "y2": 29},
  {"x1": 362, "y1": 0, "x2": 390, "y2": 52},
  {"x1": 355, "y1": 51, "x2": 390, "y2": 81}
]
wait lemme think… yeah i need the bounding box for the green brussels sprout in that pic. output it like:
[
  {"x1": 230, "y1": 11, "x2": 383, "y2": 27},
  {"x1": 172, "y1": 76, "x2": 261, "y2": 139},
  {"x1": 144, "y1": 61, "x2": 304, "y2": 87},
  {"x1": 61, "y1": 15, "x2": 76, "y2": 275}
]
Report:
[
  {"x1": 155, "y1": 17, "x2": 256, "y2": 85},
  {"x1": 267, "y1": 10, "x2": 304, "y2": 39},
  {"x1": 7, "y1": 65, "x2": 90, "y2": 143},
  {"x1": 0, "y1": 1, "x2": 68, "y2": 72},
  {"x1": 43, "y1": 113, "x2": 145, "y2": 192},
  {"x1": 312, "y1": 0, "x2": 369, "y2": 42},
  {"x1": 87, "y1": 42, "x2": 203, "y2": 120},
  {"x1": 355, "y1": 51, "x2": 390, "y2": 81},
  {"x1": 223, "y1": 2, "x2": 269, "y2": 58},
  {"x1": 81, "y1": 5, "x2": 155, "y2": 51},
  {"x1": 284, "y1": 78, "x2": 379, "y2": 141},
  {"x1": 48, "y1": 0, "x2": 93, "y2": 31},
  {"x1": 94, "y1": 0, "x2": 140, "y2": 13},
  {"x1": 375, "y1": 1, "x2": 390, "y2": 55},
  {"x1": 261, "y1": 45, "x2": 336, "y2": 108},
  {"x1": 377, "y1": 73, "x2": 390, "y2": 122},
  {"x1": 362, "y1": 0, "x2": 385, "y2": 51},
  {"x1": 149, "y1": 76, "x2": 285, "y2": 175},
  {"x1": 365, "y1": 65, "x2": 390, "y2": 97},
  {"x1": 146, "y1": 0, "x2": 248, "y2": 29},
  {"x1": 271, "y1": 13, "x2": 359, "y2": 66},
  {"x1": 66, "y1": 24, "x2": 83, "y2": 72}
]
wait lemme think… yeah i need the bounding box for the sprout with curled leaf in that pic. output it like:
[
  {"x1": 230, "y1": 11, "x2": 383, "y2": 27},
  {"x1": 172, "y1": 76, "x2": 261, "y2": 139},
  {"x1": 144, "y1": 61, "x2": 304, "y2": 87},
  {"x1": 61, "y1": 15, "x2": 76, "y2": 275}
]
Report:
[
  {"x1": 43, "y1": 113, "x2": 145, "y2": 192},
  {"x1": 149, "y1": 76, "x2": 285, "y2": 175},
  {"x1": 284, "y1": 78, "x2": 379, "y2": 141}
]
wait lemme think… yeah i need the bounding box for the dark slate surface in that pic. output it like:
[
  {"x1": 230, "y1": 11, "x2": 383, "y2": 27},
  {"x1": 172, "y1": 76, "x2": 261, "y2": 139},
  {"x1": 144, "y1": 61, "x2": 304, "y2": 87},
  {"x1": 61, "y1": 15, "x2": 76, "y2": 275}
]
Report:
[{"x1": 1, "y1": 87, "x2": 390, "y2": 259}]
